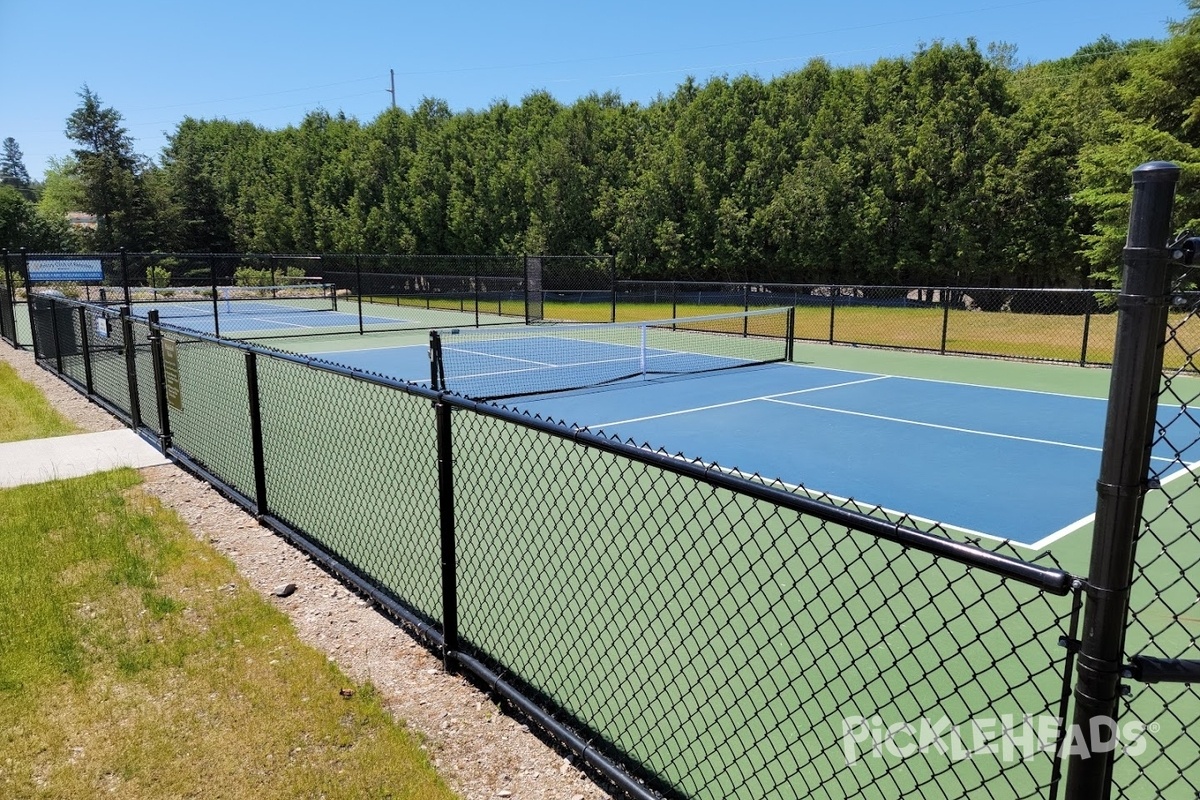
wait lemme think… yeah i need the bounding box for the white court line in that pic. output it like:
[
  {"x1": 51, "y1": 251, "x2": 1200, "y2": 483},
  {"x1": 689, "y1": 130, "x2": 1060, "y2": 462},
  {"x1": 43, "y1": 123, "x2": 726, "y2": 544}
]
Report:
[
  {"x1": 788, "y1": 358, "x2": 1196, "y2": 411},
  {"x1": 440, "y1": 348, "x2": 713, "y2": 384},
  {"x1": 444, "y1": 346, "x2": 561, "y2": 369},
  {"x1": 588, "y1": 376, "x2": 889, "y2": 428},
  {"x1": 1028, "y1": 458, "x2": 1200, "y2": 550},
  {"x1": 764, "y1": 397, "x2": 1182, "y2": 462},
  {"x1": 237, "y1": 315, "x2": 311, "y2": 329},
  {"x1": 317, "y1": 343, "x2": 428, "y2": 355}
]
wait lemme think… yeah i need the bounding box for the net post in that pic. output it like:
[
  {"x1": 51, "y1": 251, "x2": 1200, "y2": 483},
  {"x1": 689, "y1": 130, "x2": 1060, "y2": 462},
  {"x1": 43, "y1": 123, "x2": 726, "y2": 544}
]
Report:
[
  {"x1": 429, "y1": 330, "x2": 445, "y2": 391},
  {"x1": 639, "y1": 323, "x2": 647, "y2": 377},
  {"x1": 208, "y1": 252, "x2": 221, "y2": 338},
  {"x1": 1064, "y1": 161, "x2": 1180, "y2": 800},
  {"x1": 78, "y1": 305, "x2": 94, "y2": 395},
  {"x1": 435, "y1": 395, "x2": 459, "y2": 674},
  {"x1": 244, "y1": 350, "x2": 269, "y2": 517},
  {"x1": 147, "y1": 309, "x2": 173, "y2": 453},
  {"x1": 121, "y1": 309, "x2": 143, "y2": 431},
  {"x1": 786, "y1": 306, "x2": 796, "y2": 362}
]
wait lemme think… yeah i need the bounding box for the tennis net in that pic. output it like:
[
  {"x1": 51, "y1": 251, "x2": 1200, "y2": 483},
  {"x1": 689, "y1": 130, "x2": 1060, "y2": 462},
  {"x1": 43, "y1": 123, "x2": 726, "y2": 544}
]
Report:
[
  {"x1": 430, "y1": 305, "x2": 795, "y2": 400},
  {"x1": 122, "y1": 282, "x2": 337, "y2": 319}
]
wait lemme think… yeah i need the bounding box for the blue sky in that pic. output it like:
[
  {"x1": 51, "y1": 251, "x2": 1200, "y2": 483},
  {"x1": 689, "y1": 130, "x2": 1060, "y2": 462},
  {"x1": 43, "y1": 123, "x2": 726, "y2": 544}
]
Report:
[{"x1": 0, "y1": 0, "x2": 1188, "y2": 180}]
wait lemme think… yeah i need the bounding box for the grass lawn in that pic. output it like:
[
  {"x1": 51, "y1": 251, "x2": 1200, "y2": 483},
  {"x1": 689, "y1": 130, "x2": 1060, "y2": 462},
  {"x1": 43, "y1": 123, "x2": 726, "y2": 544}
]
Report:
[
  {"x1": 0, "y1": 467, "x2": 457, "y2": 799},
  {"x1": 0, "y1": 360, "x2": 77, "y2": 442}
]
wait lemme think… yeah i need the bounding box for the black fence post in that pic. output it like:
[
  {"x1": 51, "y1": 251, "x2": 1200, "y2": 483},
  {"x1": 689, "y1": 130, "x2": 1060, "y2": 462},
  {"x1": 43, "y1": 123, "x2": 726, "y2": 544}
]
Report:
[
  {"x1": 610, "y1": 253, "x2": 617, "y2": 323},
  {"x1": 244, "y1": 350, "x2": 269, "y2": 517},
  {"x1": 208, "y1": 253, "x2": 222, "y2": 338},
  {"x1": 0, "y1": 250, "x2": 11, "y2": 344},
  {"x1": 21, "y1": 248, "x2": 34, "y2": 351},
  {"x1": 147, "y1": 310, "x2": 173, "y2": 453},
  {"x1": 78, "y1": 305, "x2": 94, "y2": 395},
  {"x1": 1064, "y1": 161, "x2": 1180, "y2": 800},
  {"x1": 473, "y1": 257, "x2": 481, "y2": 328},
  {"x1": 828, "y1": 284, "x2": 837, "y2": 344},
  {"x1": 940, "y1": 287, "x2": 951, "y2": 354},
  {"x1": 120, "y1": 310, "x2": 143, "y2": 431},
  {"x1": 435, "y1": 396, "x2": 459, "y2": 673},
  {"x1": 120, "y1": 247, "x2": 131, "y2": 306},
  {"x1": 355, "y1": 254, "x2": 364, "y2": 335},
  {"x1": 743, "y1": 277, "x2": 751, "y2": 336},
  {"x1": 1081, "y1": 302, "x2": 1093, "y2": 367},
  {"x1": 50, "y1": 297, "x2": 64, "y2": 374}
]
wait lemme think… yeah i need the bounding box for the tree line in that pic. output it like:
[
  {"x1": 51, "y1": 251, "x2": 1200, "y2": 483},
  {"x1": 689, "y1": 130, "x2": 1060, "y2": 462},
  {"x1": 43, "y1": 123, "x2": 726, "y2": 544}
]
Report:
[{"x1": 3, "y1": 3, "x2": 1200, "y2": 287}]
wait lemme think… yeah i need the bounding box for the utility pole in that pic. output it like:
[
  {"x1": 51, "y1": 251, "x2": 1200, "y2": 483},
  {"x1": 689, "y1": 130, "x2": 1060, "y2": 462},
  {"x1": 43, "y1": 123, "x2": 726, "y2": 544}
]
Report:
[{"x1": 387, "y1": 69, "x2": 397, "y2": 110}]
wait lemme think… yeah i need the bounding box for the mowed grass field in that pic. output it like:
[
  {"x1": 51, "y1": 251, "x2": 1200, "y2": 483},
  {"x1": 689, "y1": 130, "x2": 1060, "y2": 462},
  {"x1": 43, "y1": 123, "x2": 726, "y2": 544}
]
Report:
[
  {"x1": 0, "y1": 364, "x2": 457, "y2": 800},
  {"x1": 0, "y1": 360, "x2": 77, "y2": 442}
]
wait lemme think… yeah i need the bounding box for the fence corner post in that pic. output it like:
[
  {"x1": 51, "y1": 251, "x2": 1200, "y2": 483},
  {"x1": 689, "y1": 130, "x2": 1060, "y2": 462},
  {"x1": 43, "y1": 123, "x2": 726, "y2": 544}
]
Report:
[{"x1": 1064, "y1": 160, "x2": 1180, "y2": 800}]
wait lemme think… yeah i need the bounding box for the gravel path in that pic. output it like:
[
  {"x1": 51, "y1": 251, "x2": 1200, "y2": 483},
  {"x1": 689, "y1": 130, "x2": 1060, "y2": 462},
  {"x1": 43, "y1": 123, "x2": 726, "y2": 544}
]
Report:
[{"x1": 0, "y1": 342, "x2": 611, "y2": 800}]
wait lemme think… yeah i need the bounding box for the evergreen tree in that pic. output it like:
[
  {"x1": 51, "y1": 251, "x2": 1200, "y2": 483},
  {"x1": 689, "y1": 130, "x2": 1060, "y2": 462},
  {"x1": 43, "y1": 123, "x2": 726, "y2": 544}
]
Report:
[
  {"x1": 0, "y1": 138, "x2": 34, "y2": 199},
  {"x1": 65, "y1": 85, "x2": 147, "y2": 250}
]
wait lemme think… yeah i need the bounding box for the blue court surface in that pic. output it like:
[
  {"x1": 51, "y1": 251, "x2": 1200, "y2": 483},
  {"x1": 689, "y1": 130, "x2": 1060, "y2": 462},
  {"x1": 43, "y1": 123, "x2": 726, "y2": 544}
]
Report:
[
  {"x1": 135, "y1": 307, "x2": 406, "y2": 335},
  {"x1": 315, "y1": 342, "x2": 1200, "y2": 549}
]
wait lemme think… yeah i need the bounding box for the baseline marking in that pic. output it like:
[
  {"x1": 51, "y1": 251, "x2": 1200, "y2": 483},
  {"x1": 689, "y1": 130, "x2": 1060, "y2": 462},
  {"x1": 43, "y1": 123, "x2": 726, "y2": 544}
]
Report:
[{"x1": 1030, "y1": 459, "x2": 1200, "y2": 550}]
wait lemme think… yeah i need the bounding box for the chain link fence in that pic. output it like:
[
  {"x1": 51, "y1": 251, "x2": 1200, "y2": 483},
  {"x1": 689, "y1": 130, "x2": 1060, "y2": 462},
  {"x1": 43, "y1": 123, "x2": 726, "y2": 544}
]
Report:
[
  {"x1": 609, "y1": 282, "x2": 1126, "y2": 366},
  {"x1": 322, "y1": 253, "x2": 528, "y2": 333},
  {"x1": 1107, "y1": 271, "x2": 1200, "y2": 798},
  {"x1": 22, "y1": 290, "x2": 1092, "y2": 799}
]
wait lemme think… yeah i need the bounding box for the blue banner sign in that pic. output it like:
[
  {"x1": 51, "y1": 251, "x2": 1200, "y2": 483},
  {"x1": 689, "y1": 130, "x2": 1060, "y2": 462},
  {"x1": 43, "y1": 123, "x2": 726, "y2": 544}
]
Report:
[{"x1": 27, "y1": 258, "x2": 104, "y2": 282}]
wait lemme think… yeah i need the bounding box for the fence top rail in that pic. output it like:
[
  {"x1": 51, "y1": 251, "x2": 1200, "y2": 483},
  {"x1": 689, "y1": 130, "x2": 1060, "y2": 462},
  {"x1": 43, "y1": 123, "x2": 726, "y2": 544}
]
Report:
[{"x1": 440, "y1": 388, "x2": 1078, "y2": 595}]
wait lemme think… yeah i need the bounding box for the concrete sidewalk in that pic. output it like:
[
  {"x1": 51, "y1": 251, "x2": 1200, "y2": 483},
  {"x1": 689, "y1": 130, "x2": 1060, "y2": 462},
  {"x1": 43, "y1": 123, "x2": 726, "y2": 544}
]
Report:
[{"x1": 0, "y1": 429, "x2": 171, "y2": 489}]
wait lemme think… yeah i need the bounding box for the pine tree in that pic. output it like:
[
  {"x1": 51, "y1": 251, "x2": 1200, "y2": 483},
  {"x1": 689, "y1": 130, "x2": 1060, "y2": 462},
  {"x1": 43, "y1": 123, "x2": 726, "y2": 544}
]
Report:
[{"x1": 0, "y1": 137, "x2": 33, "y2": 199}]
